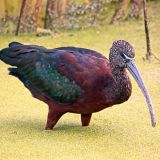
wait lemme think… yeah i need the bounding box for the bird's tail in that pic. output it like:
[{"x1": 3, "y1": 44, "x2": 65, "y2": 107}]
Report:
[{"x1": 0, "y1": 42, "x2": 24, "y2": 66}]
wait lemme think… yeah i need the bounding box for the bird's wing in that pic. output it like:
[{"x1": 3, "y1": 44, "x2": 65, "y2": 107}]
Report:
[
  {"x1": 1, "y1": 43, "x2": 111, "y2": 104},
  {"x1": 17, "y1": 50, "x2": 86, "y2": 104},
  {"x1": 54, "y1": 46, "x2": 107, "y2": 59}
]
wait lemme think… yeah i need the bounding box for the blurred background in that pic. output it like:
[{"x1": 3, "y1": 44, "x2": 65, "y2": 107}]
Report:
[{"x1": 0, "y1": 0, "x2": 153, "y2": 34}]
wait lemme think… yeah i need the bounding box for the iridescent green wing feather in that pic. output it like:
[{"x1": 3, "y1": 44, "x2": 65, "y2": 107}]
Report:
[{"x1": 18, "y1": 53, "x2": 83, "y2": 104}]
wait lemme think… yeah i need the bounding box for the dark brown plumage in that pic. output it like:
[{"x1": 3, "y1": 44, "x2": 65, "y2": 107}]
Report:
[{"x1": 0, "y1": 40, "x2": 156, "y2": 129}]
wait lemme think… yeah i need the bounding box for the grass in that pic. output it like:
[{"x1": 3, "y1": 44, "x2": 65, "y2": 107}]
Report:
[{"x1": 0, "y1": 1, "x2": 160, "y2": 160}]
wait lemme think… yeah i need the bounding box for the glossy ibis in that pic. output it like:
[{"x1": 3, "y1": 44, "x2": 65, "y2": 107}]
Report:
[{"x1": 0, "y1": 40, "x2": 156, "y2": 129}]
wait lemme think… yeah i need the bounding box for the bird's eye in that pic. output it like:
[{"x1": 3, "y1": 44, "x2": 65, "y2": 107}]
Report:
[{"x1": 120, "y1": 53, "x2": 126, "y2": 59}]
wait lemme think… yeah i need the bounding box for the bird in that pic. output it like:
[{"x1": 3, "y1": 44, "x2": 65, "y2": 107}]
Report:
[{"x1": 0, "y1": 40, "x2": 156, "y2": 129}]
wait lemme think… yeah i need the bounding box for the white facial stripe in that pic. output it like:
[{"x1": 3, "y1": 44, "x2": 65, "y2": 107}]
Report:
[{"x1": 124, "y1": 53, "x2": 135, "y2": 60}]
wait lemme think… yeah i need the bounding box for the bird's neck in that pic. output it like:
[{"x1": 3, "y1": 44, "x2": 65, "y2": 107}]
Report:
[{"x1": 107, "y1": 64, "x2": 132, "y2": 104}]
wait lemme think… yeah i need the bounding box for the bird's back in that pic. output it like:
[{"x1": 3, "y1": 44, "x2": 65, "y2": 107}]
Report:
[{"x1": 0, "y1": 42, "x2": 112, "y2": 106}]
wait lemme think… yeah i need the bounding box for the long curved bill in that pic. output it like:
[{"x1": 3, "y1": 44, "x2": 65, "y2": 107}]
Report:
[{"x1": 126, "y1": 59, "x2": 156, "y2": 127}]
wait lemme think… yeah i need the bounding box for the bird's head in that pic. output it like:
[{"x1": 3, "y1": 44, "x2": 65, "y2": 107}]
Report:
[
  {"x1": 109, "y1": 40, "x2": 156, "y2": 127},
  {"x1": 109, "y1": 40, "x2": 135, "y2": 68}
]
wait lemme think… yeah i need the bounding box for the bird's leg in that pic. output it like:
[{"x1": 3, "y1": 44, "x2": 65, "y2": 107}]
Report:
[
  {"x1": 45, "y1": 106, "x2": 64, "y2": 130},
  {"x1": 81, "y1": 114, "x2": 92, "y2": 126}
]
